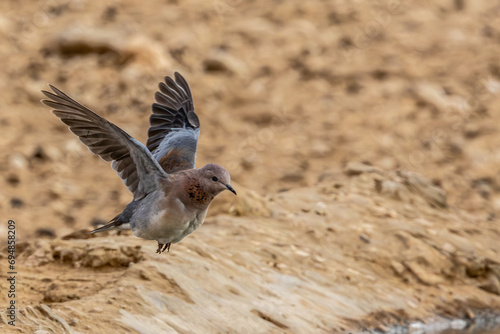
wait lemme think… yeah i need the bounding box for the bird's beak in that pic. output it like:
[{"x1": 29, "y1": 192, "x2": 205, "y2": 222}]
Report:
[{"x1": 226, "y1": 184, "x2": 237, "y2": 195}]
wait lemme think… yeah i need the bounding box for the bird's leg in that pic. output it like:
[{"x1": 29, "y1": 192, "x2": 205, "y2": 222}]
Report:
[
  {"x1": 156, "y1": 243, "x2": 164, "y2": 254},
  {"x1": 161, "y1": 243, "x2": 171, "y2": 253}
]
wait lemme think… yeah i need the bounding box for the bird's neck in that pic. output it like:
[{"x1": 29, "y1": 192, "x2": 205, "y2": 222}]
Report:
[{"x1": 183, "y1": 176, "x2": 213, "y2": 206}]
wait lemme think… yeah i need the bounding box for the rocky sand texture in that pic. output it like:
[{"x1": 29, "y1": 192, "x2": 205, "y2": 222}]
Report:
[{"x1": 1, "y1": 0, "x2": 500, "y2": 333}]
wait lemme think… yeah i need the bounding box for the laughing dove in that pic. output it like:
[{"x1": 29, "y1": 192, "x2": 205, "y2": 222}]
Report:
[{"x1": 41, "y1": 72, "x2": 236, "y2": 254}]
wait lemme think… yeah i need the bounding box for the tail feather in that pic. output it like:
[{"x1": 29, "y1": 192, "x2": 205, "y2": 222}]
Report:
[
  {"x1": 90, "y1": 201, "x2": 138, "y2": 234},
  {"x1": 89, "y1": 215, "x2": 121, "y2": 234}
]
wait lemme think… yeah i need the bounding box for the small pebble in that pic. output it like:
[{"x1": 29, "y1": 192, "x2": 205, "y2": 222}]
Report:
[
  {"x1": 10, "y1": 197, "x2": 24, "y2": 208},
  {"x1": 344, "y1": 161, "x2": 374, "y2": 176},
  {"x1": 68, "y1": 318, "x2": 79, "y2": 326},
  {"x1": 9, "y1": 153, "x2": 28, "y2": 169},
  {"x1": 6, "y1": 173, "x2": 20, "y2": 186},
  {"x1": 32, "y1": 146, "x2": 49, "y2": 161},
  {"x1": 359, "y1": 234, "x2": 370, "y2": 243},
  {"x1": 35, "y1": 228, "x2": 56, "y2": 239}
]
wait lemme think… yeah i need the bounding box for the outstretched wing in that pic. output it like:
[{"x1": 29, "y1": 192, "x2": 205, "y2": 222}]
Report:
[
  {"x1": 146, "y1": 72, "x2": 200, "y2": 174},
  {"x1": 41, "y1": 85, "x2": 168, "y2": 200}
]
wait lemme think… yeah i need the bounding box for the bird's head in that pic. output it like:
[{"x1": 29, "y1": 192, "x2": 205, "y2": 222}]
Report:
[{"x1": 199, "y1": 163, "x2": 236, "y2": 196}]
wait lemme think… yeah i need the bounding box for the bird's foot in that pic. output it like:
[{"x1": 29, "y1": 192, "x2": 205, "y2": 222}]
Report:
[
  {"x1": 156, "y1": 242, "x2": 171, "y2": 254},
  {"x1": 162, "y1": 243, "x2": 171, "y2": 253}
]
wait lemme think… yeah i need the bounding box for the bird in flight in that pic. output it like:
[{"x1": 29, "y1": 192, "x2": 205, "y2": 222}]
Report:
[{"x1": 41, "y1": 72, "x2": 236, "y2": 254}]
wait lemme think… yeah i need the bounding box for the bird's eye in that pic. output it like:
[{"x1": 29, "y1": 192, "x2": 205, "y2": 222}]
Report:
[{"x1": 212, "y1": 176, "x2": 218, "y2": 182}]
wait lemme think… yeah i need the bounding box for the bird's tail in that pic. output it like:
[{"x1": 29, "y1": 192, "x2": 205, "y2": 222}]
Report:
[
  {"x1": 89, "y1": 214, "x2": 121, "y2": 234},
  {"x1": 90, "y1": 201, "x2": 137, "y2": 234}
]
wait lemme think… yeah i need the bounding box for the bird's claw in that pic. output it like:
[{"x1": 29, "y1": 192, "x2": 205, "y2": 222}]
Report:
[
  {"x1": 163, "y1": 243, "x2": 171, "y2": 253},
  {"x1": 156, "y1": 242, "x2": 171, "y2": 254}
]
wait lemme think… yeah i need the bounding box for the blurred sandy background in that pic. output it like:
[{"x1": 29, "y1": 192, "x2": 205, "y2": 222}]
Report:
[{"x1": 1, "y1": 0, "x2": 500, "y2": 333}]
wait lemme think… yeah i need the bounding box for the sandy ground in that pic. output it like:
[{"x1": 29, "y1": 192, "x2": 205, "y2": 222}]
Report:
[{"x1": 1, "y1": 0, "x2": 500, "y2": 333}]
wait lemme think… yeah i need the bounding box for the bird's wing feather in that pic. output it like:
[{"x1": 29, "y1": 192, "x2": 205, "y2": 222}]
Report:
[
  {"x1": 147, "y1": 72, "x2": 200, "y2": 174},
  {"x1": 41, "y1": 85, "x2": 168, "y2": 200}
]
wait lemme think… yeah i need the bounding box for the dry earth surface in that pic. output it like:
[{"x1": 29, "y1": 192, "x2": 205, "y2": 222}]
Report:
[{"x1": 1, "y1": 0, "x2": 500, "y2": 333}]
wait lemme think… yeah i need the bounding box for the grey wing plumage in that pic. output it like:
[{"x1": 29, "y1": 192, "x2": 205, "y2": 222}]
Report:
[
  {"x1": 41, "y1": 85, "x2": 168, "y2": 200},
  {"x1": 146, "y1": 72, "x2": 200, "y2": 174}
]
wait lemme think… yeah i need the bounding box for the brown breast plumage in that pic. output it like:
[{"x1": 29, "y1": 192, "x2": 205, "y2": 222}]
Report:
[{"x1": 185, "y1": 183, "x2": 212, "y2": 205}]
